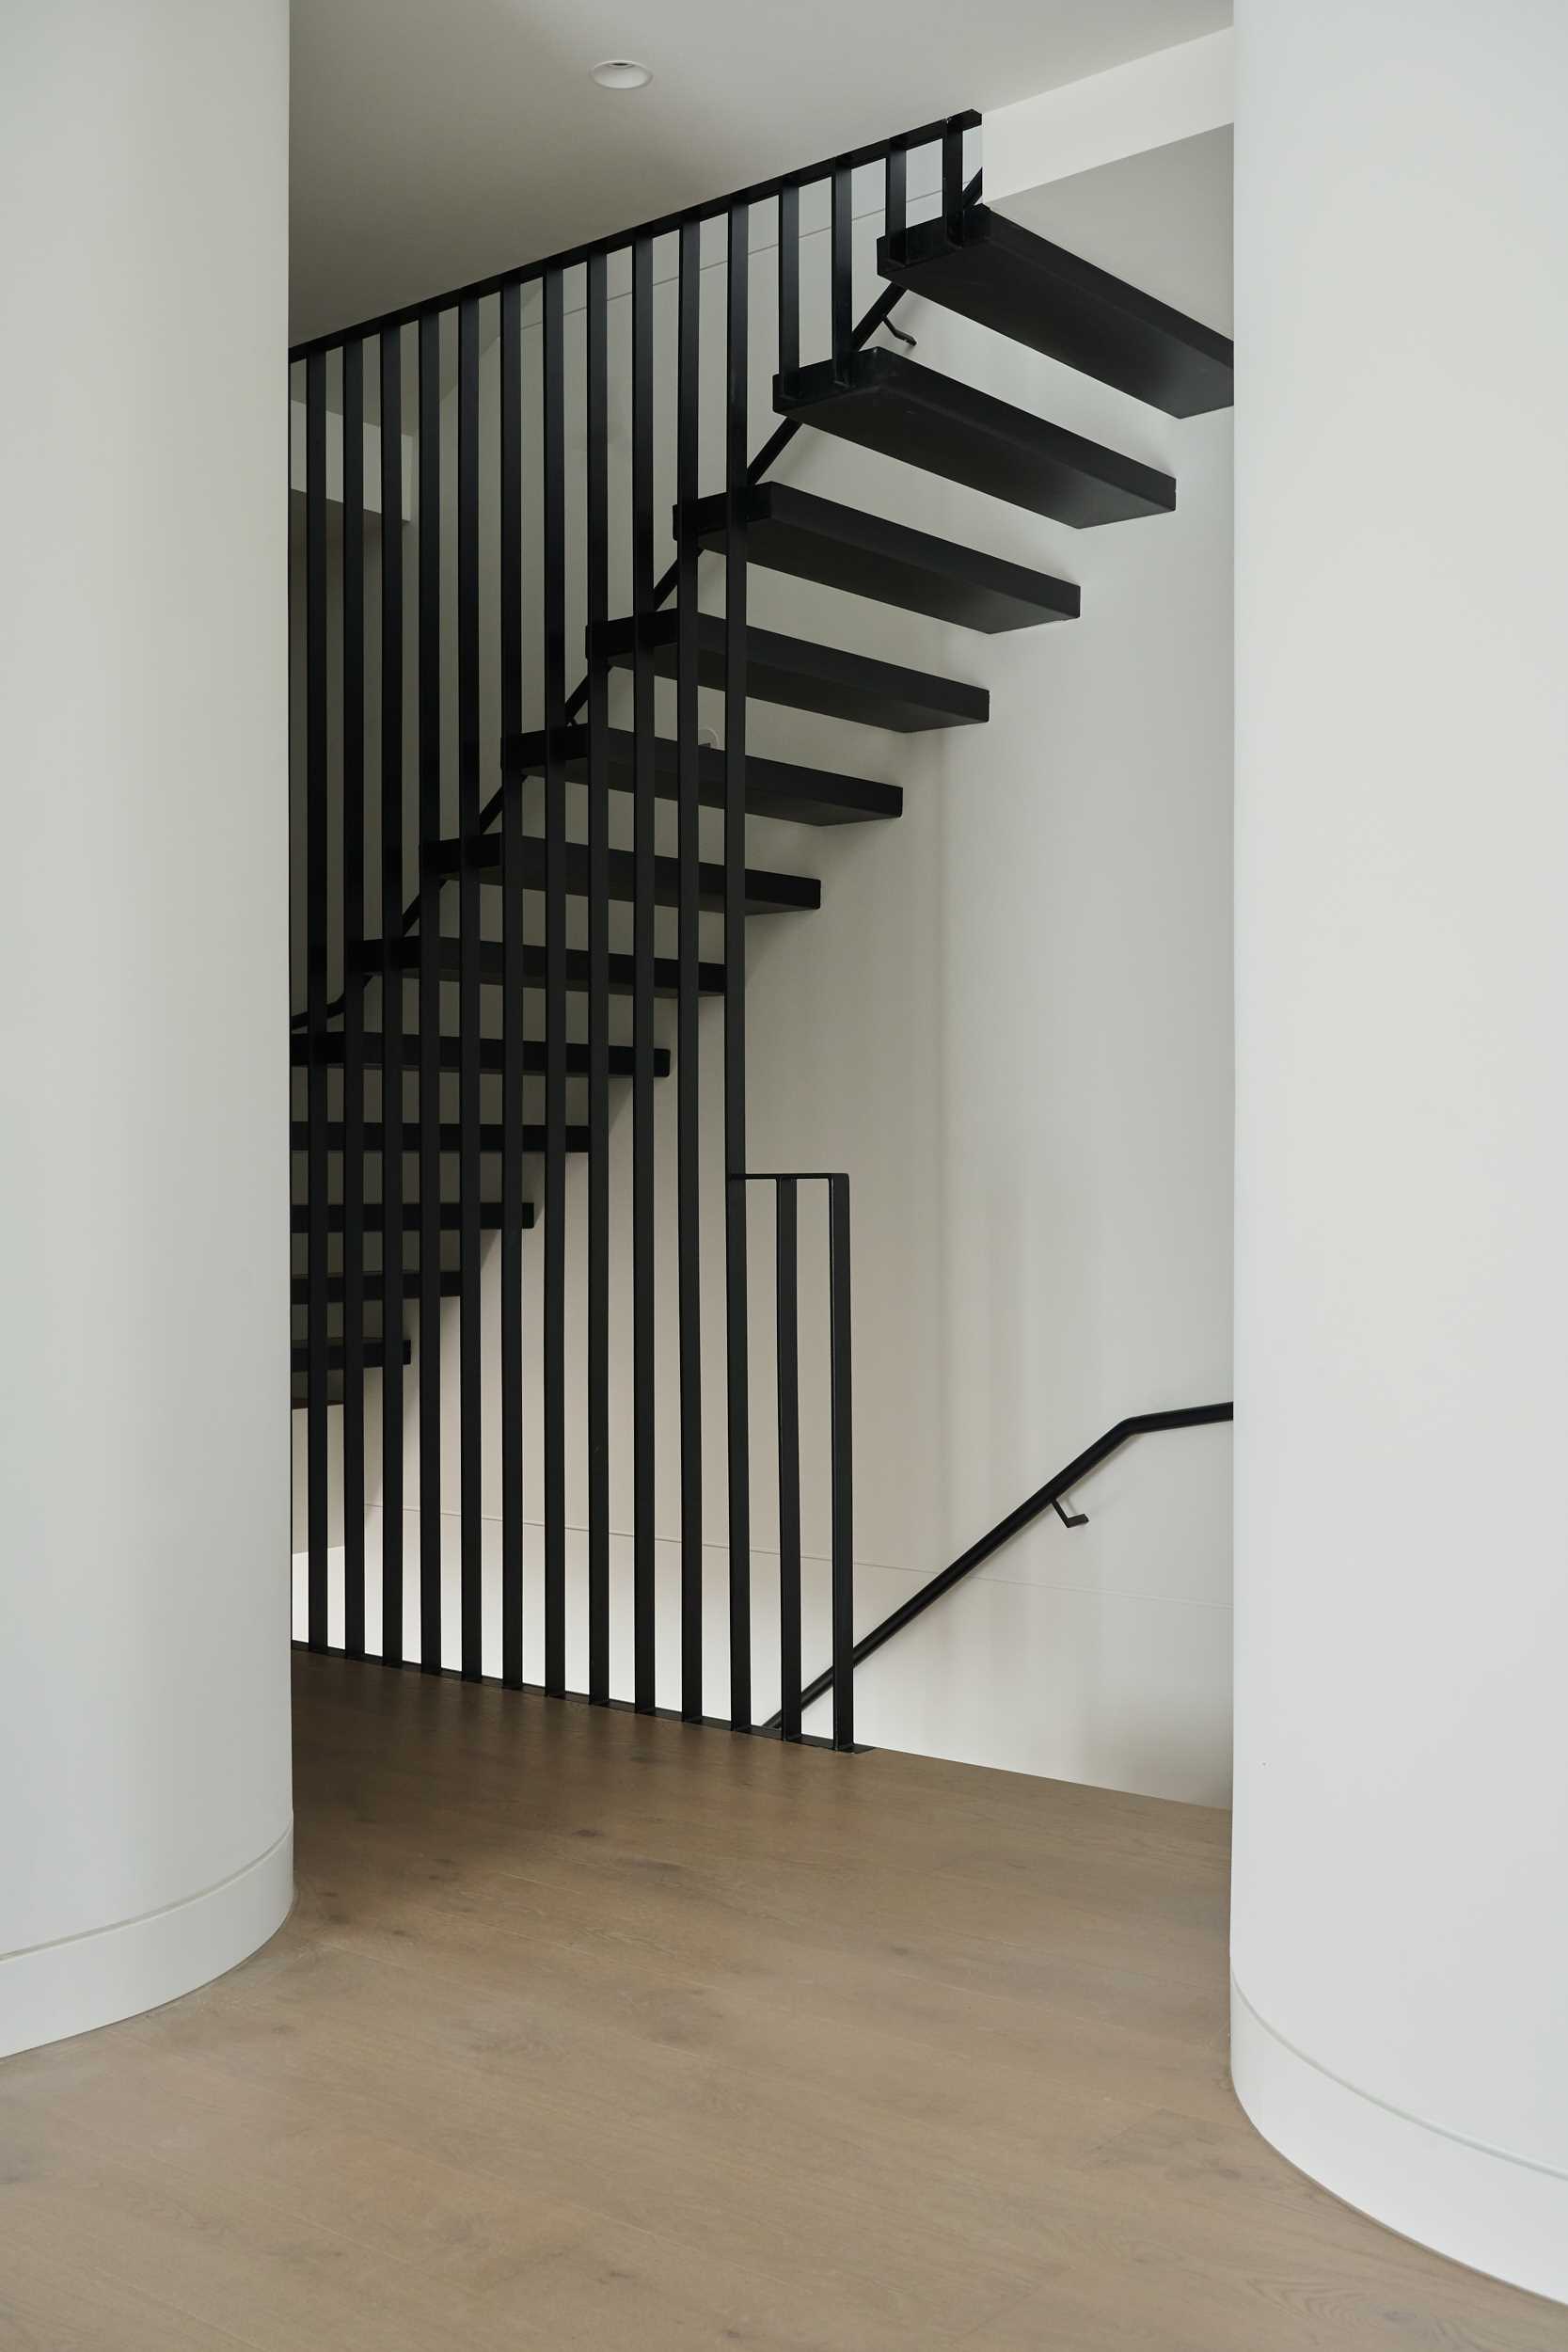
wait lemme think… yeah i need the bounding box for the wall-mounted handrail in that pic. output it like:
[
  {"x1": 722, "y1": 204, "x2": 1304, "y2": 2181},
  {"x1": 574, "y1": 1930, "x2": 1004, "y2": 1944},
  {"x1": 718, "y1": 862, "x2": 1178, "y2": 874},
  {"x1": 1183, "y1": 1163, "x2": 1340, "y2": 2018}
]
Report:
[{"x1": 764, "y1": 1402, "x2": 1233, "y2": 1735}]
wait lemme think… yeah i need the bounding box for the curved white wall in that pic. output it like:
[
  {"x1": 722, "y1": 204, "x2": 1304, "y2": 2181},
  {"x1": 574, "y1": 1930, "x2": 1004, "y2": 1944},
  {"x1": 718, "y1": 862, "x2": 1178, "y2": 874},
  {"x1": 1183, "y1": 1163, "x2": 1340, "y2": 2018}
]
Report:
[
  {"x1": 1232, "y1": 0, "x2": 1568, "y2": 2302},
  {"x1": 0, "y1": 0, "x2": 293, "y2": 2057}
]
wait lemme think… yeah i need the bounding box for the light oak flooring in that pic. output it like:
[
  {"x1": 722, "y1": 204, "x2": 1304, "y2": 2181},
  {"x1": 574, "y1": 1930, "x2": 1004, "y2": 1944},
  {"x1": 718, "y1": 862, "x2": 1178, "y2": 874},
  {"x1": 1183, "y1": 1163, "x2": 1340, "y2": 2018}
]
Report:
[{"x1": 2, "y1": 1652, "x2": 1563, "y2": 2351}]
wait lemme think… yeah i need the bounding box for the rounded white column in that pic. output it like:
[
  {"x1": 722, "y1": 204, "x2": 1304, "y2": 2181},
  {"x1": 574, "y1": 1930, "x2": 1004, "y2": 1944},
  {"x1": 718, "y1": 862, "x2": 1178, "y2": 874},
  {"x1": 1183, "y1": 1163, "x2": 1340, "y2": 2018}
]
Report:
[
  {"x1": 0, "y1": 0, "x2": 293, "y2": 2056},
  {"x1": 1233, "y1": 0, "x2": 1568, "y2": 2302}
]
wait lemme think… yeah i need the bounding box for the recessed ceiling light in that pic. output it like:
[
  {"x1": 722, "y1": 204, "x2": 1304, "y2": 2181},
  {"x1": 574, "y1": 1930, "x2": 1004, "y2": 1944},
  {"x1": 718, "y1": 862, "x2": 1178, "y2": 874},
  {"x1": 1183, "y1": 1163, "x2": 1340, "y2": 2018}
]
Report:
[{"x1": 590, "y1": 59, "x2": 653, "y2": 90}]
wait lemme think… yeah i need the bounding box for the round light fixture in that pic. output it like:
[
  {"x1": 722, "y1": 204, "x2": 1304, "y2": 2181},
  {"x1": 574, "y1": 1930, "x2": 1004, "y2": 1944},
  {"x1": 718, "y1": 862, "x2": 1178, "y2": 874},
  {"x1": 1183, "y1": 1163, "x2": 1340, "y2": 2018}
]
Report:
[{"x1": 590, "y1": 59, "x2": 653, "y2": 90}]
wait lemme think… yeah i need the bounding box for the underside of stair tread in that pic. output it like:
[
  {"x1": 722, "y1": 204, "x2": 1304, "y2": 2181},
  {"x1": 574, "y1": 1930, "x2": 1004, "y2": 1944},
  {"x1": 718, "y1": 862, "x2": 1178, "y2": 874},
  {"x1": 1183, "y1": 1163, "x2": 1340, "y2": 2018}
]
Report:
[
  {"x1": 293, "y1": 1202, "x2": 535, "y2": 1233},
  {"x1": 293, "y1": 1031, "x2": 670, "y2": 1079},
  {"x1": 773, "y1": 347, "x2": 1176, "y2": 528},
  {"x1": 355, "y1": 934, "x2": 725, "y2": 999},
  {"x1": 292, "y1": 1340, "x2": 412, "y2": 1372},
  {"x1": 878, "y1": 205, "x2": 1234, "y2": 420},
  {"x1": 502, "y1": 723, "x2": 901, "y2": 825},
  {"x1": 292, "y1": 1120, "x2": 591, "y2": 1153},
  {"x1": 437, "y1": 833, "x2": 820, "y2": 917},
  {"x1": 293, "y1": 1273, "x2": 462, "y2": 1303},
  {"x1": 681, "y1": 482, "x2": 1080, "y2": 634},
  {"x1": 590, "y1": 610, "x2": 988, "y2": 733}
]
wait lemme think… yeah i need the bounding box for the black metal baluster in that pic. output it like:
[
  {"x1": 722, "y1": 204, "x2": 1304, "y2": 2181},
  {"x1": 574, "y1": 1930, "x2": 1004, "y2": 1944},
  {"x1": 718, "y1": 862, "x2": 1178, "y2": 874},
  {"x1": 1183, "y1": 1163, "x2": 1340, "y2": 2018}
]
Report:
[
  {"x1": 675, "y1": 217, "x2": 703, "y2": 1722},
  {"x1": 585, "y1": 251, "x2": 611, "y2": 1705},
  {"x1": 884, "y1": 141, "x2": 907, "y2": 263},
  {"x1": 828, "y1": 1173, "x2": 854, "y2": 1752},
  {"x1": 378, "y1": 327, "x2": 404, "y2": 1665},
  {"x1": 457, "y1": 296, "x2": 482, "y2": 1680},
  {"x1": 499, "y1": 280, "x2": 525, "y2": 1691},
  {"x1": 305, "y1": 352, "x2": 329, "y2": 1650},
  {"x1": 417, "y1": 310, "x2": 443, "y2": 1672},
  {"x1": 775, "y1": 1179, "x2": 801, "y2": 1742},
  {"x1": 777, "y1": 183, "x2": 799, "y2": 383},
  {"x1": 942, "y1": 119, "x2": 965, "y2": 241},
  {"x1": 830, "y1": 165, "x2": 852, "y2": 375},
  {"x1": 631, "y1": 232, "x2": 657, "y2": 1713},
  {"x1": 543, "y1": 265, "x2": 567, "y2": 1698},
  {"x1": 341, "y1": 337, "x2": 367, "y2": 1659},
  {"x1": 724, "y1": 200, "x2": 752, "y2": 1732}
]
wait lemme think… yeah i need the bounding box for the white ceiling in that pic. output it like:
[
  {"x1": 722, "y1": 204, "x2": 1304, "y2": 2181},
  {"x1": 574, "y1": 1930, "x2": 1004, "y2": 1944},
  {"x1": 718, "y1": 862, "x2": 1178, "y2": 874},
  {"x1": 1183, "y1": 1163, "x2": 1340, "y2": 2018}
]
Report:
[{"x1": 290, "y1": 0, "x2": 1231, "y2": 343}]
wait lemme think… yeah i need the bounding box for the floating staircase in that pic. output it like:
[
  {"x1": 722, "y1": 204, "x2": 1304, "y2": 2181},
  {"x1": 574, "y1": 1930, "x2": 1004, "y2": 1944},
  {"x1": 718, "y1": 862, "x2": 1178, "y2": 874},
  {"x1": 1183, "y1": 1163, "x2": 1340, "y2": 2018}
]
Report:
[{"x1": 293, "y1": 120, "x2": 1234, "y2": 1708}]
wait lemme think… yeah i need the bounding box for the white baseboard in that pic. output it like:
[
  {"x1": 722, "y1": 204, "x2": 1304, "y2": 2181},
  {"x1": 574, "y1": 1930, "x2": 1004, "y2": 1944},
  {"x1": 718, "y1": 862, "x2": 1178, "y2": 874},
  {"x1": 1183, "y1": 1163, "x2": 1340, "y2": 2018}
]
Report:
[
  {"x1": 1231, "y1": 1975, "x2": 1568, "y2": 2308},
  {"x1": 0, "y1": 1825, "x2": 293, "y2": 2061}
]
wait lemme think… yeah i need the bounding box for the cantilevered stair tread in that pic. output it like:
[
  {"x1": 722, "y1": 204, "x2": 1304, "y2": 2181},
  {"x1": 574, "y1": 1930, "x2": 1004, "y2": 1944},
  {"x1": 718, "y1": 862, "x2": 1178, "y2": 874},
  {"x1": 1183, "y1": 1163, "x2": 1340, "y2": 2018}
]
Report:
[
  {"x1": 501, "y1": 722, "x2": 901, "y2": 825},
  {"x1": 293, "y1": 1202, "x2": 532, "y2": 1234},
  {"x1": 353, "y1": 933, "x2": 725, "y2": 998},
  {"x1": 293, "y1": 1032, "x2": 669, "y2": 1079},
  {"x1": 292, "y1": 1120, "x2": 591, "y2": 1153},
  {"x1": 680, "y1": 482, "x2": 1079, "y2": 634},
  {"x1": 293, "y1": 1273, "x2": 461, "y2": 1304},
  {"x1": 773, "y1": 347, "x2": 1175, "y2": 528},
  {"x1": 590, "y1": 611, "x2": 987, "y2": 733},
  {"x1": 878, "y1": 206, "x2": 1234, "y2": 420},
  {"x1": 436, "y1": 833, "x2": 820, "y2": 917}
]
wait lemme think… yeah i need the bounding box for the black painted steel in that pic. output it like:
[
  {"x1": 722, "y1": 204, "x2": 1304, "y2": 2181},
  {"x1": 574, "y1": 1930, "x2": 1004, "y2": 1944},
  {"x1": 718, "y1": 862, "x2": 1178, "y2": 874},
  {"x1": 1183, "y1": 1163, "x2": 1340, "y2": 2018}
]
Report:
[
  {"x1": 884, "y1": 142, "x2": 908, "y2": 263},
  {"x1": 676, "y1": 218, "x2": 704, "y2": 1722},
  {"x1": 942, "y1": 119, "x2": 966, "y2": 240},
  {"x1": 593, "y1": 610, "x2": 988, "y2": 731},
  {"x1": 684, "y1": 483, "x2": 1080, "y2": 634},
  {"x1": 378, "y1": 327, "x2": 405, "y2": 1666},
  {"x1": 505, "y1": 723, "x2": 900, "y2": 826},
  {"x1": 294, "y1": 1120, "x2": 591, "y2": 1153},
  {"x1": 341, "y1": 338, "x2": 367, "y2": 1660},
  {"x1": 457, "y1": 297, "x2": 483, "y2": 1680},
  {"x1": 417, "y1": 310, "x2": 443, "y2": 1674},
  {"x1": 304, "y1": 353, "x2": 329, "y2": 1652},
  {"x1": 296, "y1": 1030, "x2": 663, "y2": 1078},
  {"x1": 878, "y1": 207, "x2": 1235, "y2": 418},
  {"x1": 830, "y1": 164, "x2": 852, "y2": 372},
  {"x1": 769, "y1": 1405, "x2": 1236, "y2": 1731},
  {"x1": 374, "y1": 930, "x2": 726, "y2": 1000},
  {"x1": 774, "y1": 1180, "x2": 802, "y2": 1743},
  {"x1": 774, "y1": 347, "x2": 1178, "y2": 526},
  {"x1": 499, "y1": 279, "x2": 525, "y2": 1691},
  {"x1": 543, "y1": 266, "x2": 567, "y2": 1700},
  {"x1": 777, "y1": 183, "x2": 799, "y2": 382},
  {"x1": 631, "y1": 233, "x2": 657, "y2": 1713},
  {"x1": 585, "y1": 251, "x2": 610, "y2": 1706},
  {"x1": 725, "y1": 199, "x2": 752, "y2": 1733},
  {"x1": 827, "y1": 1174, "x2": 854, "y2": 1753}
]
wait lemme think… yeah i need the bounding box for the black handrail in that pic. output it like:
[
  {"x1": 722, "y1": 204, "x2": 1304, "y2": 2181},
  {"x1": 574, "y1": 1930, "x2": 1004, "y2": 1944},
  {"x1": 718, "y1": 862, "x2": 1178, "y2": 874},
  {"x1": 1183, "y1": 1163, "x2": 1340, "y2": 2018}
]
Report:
[{"x1": 762, "y1": 1402, "x2": 1233, "y2": 1734}]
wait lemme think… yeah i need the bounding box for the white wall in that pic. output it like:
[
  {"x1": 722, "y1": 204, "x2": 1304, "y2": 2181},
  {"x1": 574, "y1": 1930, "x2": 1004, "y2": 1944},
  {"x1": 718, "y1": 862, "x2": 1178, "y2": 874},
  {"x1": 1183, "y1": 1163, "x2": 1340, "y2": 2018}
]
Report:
[
  {"x1": 293, "y1": 127, "x2": 1233, "y2": 1805},
  {"x1": 0, "y1": 0, "x2": 293, "y2": 2057},
  {"x1": 1231, "y1": 0, "x2": 1568, "y2": 2300}
]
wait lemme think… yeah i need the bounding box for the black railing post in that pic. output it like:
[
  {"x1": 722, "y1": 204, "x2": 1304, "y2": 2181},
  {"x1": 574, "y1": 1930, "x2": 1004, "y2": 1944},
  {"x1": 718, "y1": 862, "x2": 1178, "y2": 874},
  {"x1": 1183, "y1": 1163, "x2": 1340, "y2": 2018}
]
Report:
[
  {"x1": 724, "y1": 199, "x2": 752, "y2": 1733},
  {"x1": 457, "y1": 295, "x2": 483, "y2": 1680},
  {"x1": 830, "y1": 163, "x2": 852, "y2": 376},
  {"x1": 585, "y1": 251, "x2": 611, "y2": 1707},
  {"x1": 676, "y1": 217, "x2": 705, "y2": 1723},
  {"x1": 631, "y1": 232, "x2": 657, "y2": 1713},
  {"x1": 499, "y1": 280, "x2": 525, "y2": 1691},
  {"x1": 304, "y1": 350, "x2": 329, "y2": 1651},
  {"x1": 828, "y1": 1173, "x2": 855, "y2": 1753},
  {"x1": 884, "y1": 143, "x2": 908, "y2": 267},
  {"x1": 341, "y1": 336, "x2": 367, "y2": 1661},
  {"x1": 775, "y1": 1179, "x2": 802, "y2": 1743},
  {"x1": 378, "y1": 326, "x2": 405, "y2": 1667},
  {"x1": 542, "y1": 264, "x2": 568, "y2": 1699},
  {"x1": 416, "y1": 309, "x2": 443, "y2": 1673}
]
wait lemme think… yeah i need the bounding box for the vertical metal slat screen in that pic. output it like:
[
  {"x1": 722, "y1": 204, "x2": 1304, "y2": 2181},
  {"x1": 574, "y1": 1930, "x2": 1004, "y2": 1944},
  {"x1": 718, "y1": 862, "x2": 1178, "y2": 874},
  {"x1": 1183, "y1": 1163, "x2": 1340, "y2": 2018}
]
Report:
[{"x1": 290, "y1": 110, "x2": 980, "y2": 1735}]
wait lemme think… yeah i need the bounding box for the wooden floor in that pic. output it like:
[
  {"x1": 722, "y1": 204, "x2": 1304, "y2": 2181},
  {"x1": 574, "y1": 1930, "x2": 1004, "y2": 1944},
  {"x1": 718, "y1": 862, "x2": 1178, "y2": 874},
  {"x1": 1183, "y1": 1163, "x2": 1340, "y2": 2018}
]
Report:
[{"x1": 2, "y1": 1657, "x2": 1563, "y2": 2350}]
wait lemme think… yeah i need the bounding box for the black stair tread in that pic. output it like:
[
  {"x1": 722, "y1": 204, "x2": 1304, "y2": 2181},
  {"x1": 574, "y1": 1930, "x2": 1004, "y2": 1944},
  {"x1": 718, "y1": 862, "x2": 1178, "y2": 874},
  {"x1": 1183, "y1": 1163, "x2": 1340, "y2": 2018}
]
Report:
[
  {"x1": 878, "y1": 205, "x2": 1233, "y2": 420},
  {"x1": 681, "y1": 482, "x2": 1079, "y2": 635},
  {"x1": 292, "y1": 1120, "x2": 590, "y2": 1152},
  {"x1": 292, "y1": 1341, "x2": 412, "y2": 1372},
  {"x1": 501, "y1": 723, "x2": 900, "y2": 826},
  {"x1": 590, "y1": 611, "x2": 987, "y2": 734},
  {"x1": 293, "y1": 1031, "x2": 670, "y2": 1079},
  {"x1": 356, "y1": 933, "x2": 726, "y2": 998},
  {"x1": 293, "y1": 1273, "x2": 461, "y2": 1303},
  {"x1": 293, "y1": 1202, "x2": 534, "y2": 1233},
  {"x1": 773, "y1": 347, "x2": 1175, "y2": 528},
  {"x1": 437, "y1": 833, "x2": 820, "y2": 918}
]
